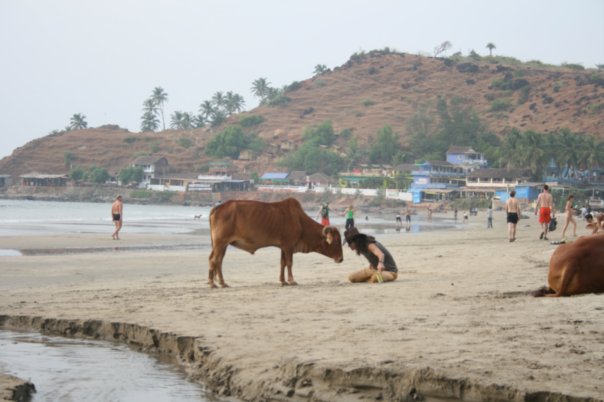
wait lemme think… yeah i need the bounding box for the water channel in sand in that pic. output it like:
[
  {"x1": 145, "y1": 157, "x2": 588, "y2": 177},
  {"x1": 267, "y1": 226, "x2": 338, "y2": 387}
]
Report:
[{"x1": 0, "y1": 330, "x2": 226, "y2": 402}]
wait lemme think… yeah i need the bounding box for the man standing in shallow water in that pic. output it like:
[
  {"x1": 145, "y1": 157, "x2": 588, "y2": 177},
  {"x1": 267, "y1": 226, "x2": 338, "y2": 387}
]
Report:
[
  {"x1": 111, "y1": 195, "x2": 123, "y2": 240},
  {"x1": 535, "y1": 184, "x2": 555, "y2": 240}
]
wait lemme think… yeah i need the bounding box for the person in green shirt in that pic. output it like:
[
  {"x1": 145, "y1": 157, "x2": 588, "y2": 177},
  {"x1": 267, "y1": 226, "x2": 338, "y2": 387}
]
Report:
[{"x1": 344, "y1": 205, "x2": 355, "y2": 230}]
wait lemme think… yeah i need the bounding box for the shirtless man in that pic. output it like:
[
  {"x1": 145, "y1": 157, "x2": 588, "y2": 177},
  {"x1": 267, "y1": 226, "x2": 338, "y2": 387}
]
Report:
[
  {"x1": 111, "y1": 195, "x2": 123, "y2": 240},
  {"x1": 534, "y1": 184, "x2": 554, "y2": 240},
  {"x1": 505, "y1": 190, "x2": 521, "y2": 242}
]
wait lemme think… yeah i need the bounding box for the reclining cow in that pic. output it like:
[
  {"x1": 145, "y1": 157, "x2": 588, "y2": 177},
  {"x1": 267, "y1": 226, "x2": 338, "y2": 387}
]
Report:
[
  {"x1": 534, "y1": 235, "x2": 604, "y2": 297},
  {"x1": 208, "y1": 198, "x2": 343, "y2": 288}
]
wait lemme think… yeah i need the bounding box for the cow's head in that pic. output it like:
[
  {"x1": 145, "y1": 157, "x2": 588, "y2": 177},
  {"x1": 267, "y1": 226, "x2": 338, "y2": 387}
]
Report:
[{"x1": 322, "y1": 226, "x2": 343, "y2": 263}]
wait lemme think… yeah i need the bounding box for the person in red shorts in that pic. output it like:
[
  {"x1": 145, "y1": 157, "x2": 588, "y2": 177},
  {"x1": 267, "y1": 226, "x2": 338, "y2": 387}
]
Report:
[{"x1": 534, "y1": 184, "x2": 555, "y2": 240}]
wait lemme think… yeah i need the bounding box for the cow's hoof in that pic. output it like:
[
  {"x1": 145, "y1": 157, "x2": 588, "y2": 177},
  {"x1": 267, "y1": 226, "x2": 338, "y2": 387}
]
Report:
[
  {"x1": 280, "y1": 282, "x2": 289, "y2": 286},
  {"x1": 220, "y1": 283, "x2": 230, "y2": 288},
  {"x1": 209, "y1": 283, "x2": 218, "y2": 289},
  {"x1": 288, "y1": 281, "x2": 298, "y2": 286}
]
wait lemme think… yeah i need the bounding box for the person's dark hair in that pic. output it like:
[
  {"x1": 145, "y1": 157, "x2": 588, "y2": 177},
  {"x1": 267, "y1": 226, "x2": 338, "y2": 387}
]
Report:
[
  {"x1": 567, "y1": 194, "x2": 574, "y2": 201},
  {"x1": 543, "y1": 184, "x2": 549, "y2": 191},
  {"x1": 510, "y1": 190, "x2": 516, "y2": 197},
  {"x1": 350, "y1": 234, "x2": 376, "y2": 256}
]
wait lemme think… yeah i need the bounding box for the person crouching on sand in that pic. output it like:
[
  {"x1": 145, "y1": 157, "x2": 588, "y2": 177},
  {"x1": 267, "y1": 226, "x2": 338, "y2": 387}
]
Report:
[{"x1": 344, "y1": 227, "x2": 398, "y2": 283}]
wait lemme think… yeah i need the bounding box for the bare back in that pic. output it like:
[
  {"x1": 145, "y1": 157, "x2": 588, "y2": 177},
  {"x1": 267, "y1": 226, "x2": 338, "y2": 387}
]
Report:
[
  {"x1": 505, "y1": 198, "x2": 520, "y2": 214},
  {"x1": 537, "y1": 191, "x2": 554, "y2": 209},
  {"x1": 111, "y1": 200, "x2": 123, "y2": 215}
]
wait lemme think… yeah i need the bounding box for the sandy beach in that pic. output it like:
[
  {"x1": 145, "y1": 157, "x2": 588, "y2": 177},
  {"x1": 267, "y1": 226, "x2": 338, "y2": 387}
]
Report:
[{"x1": 1, "y1": 210, "x2": 603, "y2": 401}]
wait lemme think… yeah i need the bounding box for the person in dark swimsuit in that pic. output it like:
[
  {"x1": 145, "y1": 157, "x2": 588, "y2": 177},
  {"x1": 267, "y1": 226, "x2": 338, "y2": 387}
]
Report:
[
  {"x1": 111, "y1": 195, "x2": 123, "y2": 240},
  {"x1": 505, "y1": 190, "x2": 520, "y2": 242}
]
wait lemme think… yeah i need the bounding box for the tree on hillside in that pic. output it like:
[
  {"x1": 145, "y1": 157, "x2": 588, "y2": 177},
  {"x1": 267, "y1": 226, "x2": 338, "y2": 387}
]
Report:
[
  {"x1": 140, "y1": 98, "x2": 160, "y2": 132},
  {"x1": 433, "y1": 41, "x2": 452, "y2": 57},
  {"x1": 85, "y1": 166, "x2": 110, "y2": 184},
  {"x1": 205, "y1": 125, "x2": 248, "y2": 158},
  {"x1": 252, "y1": 77, "x2": 273, "y2": 104},
  {"x1": 170, "y1": 111, "x2": 194, "y2": 130},
  {"x1": 369, "y1": 125, "x2": 402, "y2": 164},
  {"x1": 486, "y1": 42, "x2": 496, "y2": 57},
  {"x1": 69, "y1": 113, "x2": 88, "y2": 130},
  {"x1": 303, "y1": 121, "x2": 336, "y2": 146},
  {"x1": 281, "y1": 141, "x2": 344, "y2": 176},
  {"x1": 199, "y1": 100, "x2": 215, "y2": 122},
  {"x1": 152, "y1": 87, "x2": 169, "y2": 131},
  {"x1": 64, "y1": 152, "x2": 76, "y2": 169},
  {"x1": 118, "y1": 166, "x2": 144, "y2": 185},
  {"x1": 313, "y1": 64, "x2": 329, "y2": 75},
  {"x1": 224, "y1": 91, "x2": 246, "y2": 115},
  {"x1": 212, "y1": 91, "x2": 225, "y2": 109}
]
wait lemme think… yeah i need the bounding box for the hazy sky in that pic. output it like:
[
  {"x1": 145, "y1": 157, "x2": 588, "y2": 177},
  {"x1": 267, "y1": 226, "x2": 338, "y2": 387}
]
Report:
[{"x1": 1, "y1": 0, "x2": 603, "y2": 159}]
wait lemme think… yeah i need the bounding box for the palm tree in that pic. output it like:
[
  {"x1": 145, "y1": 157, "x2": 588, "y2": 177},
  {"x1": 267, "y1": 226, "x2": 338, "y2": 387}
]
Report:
[
  {"x1": 152, "y1": 87, "x2": 168, "y2": 131},
  {"x1": 170, "y1": 111, "x2": 194, "y2": 130},
  {"x1": 518, "y1": 130, "x2": 546, "y2": 179},
  {"x1": 224, "y1": 91, "x2": 245, "y2": 115},
  {"x1": 69, "y1": 113, "x2": 88, "y2": 130},
  {"x1": 486, "y1": 42, "x2": 496, "y2": 57},
  {"x1": 140, "y1": 109, "x2": 159, "y2": 132},
  {"x1": 199, "y1": 100, "x2": 215, "y2": 123},
  {"x1": 313, "y1": 64, "x2": 328, "y2": 75},
  {"x1": 251, "y1": 78, "x2": 270, "y2": 102},
  {"x1": 557, "y1": 129, "x2": 581, "y2": 174},
  {"x1": 212, "y1": 91, "x2": 225, "y2": 109},
  {"x1": 193, "y1": 114, "x2": 205, "y2": 128}
]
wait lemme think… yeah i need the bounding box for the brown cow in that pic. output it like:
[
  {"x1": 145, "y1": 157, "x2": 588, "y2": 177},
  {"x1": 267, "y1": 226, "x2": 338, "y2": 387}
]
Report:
[
  {"x1": 208, "y1": 198, "x2": 343, "y2": 288},
  {"x1": 534, "y1": 235, "x2": 604, "y2": 297}
]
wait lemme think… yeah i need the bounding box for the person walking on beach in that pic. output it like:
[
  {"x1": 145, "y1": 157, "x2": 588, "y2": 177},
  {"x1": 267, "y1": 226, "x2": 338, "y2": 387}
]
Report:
[
  {"x1": 505, "y1": 190, "x2": 520, "y2": 242},
  {"x1": 317, "y1": 203, "x2": 330, "y2": 226},
  {"x1": 395, "y1": 212, "x2": 402, "y2": 228},
  {"x1": 344, "y1": 227, "x2": 398, "y2": 283},
  {"x1": 111, "y1": 195, "x2": 123, "y2": 240},
  {"x1": 405, "y1": 208, "x2": 411, "y2": 224},
  {"x1": 535, "y1": 184, "x2": 555, "y2": 240},
  {"x1": 344, "y1": 205, "x2": 355, "y2": 230},
  {"x1": 561, "y1": 194, "x2": 578, "y2": 239}
]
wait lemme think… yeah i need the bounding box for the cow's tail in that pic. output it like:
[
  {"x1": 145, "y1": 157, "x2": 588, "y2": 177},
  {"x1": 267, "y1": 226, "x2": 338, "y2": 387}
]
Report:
[{"x1": 532, "y1": 286, "x2": 555, "y2": 297}]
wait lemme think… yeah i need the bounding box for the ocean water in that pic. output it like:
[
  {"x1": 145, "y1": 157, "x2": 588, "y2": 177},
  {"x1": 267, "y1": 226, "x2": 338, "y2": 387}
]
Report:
[
  {"x1": 0, "y1": 199, "x2": 212, "y2": 236},
  {"x1": 0, "y1": 199, "x2": 460, "y2": 239}
]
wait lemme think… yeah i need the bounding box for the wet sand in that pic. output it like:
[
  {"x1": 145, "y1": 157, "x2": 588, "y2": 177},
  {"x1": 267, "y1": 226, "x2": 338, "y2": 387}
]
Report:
[{"x1": 1, "y1": 211, "x2": 603, "y2": 401}]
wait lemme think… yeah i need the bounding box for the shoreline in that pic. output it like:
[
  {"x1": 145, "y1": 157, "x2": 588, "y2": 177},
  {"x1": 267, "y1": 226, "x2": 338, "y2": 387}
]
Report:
[
  {"x1": 1, "y1": 212, "x2": 603, "y2": 401},
  {"x1": 0, "y1": 314, "x2": 595, "y2": 402}
]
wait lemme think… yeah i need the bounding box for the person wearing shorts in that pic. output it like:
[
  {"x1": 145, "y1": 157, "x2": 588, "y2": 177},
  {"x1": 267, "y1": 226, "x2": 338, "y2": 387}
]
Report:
[
  {"x1": 535, "y1": 184, "x2": 554, "y2": 240},
  {"x1": 111, "y1": 195, "x2": 123, "y2": 240},
  {"x1": 505, "y1": 190, "x2": 520, "y2": 242}
]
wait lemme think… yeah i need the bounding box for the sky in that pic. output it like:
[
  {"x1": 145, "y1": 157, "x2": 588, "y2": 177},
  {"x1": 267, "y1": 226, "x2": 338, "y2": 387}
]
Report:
[{"x1": 1, "y1": 0, "x2": 603, "y2": 159}]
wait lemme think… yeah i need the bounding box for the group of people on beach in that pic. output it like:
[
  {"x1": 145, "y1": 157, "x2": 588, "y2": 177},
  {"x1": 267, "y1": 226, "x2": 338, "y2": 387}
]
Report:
[
  {"x1": 504, "y1": 183, "x2": 600, "y2": 243},
  {"x1": 111, "y1": 186, "x2": 598, "y2": 285}
]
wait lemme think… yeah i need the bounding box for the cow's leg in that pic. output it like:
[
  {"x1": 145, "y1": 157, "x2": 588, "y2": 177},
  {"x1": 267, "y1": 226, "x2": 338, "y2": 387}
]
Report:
[
  {"x1": 208, "y1": 243, "x2": 229, "y2": 288},
  {"x1": 546, "y1": 264, "x2": 574, "y2": 297},
  {"x1": 279, "y1": 250, "x2": 288, "y2": 286},
  {"x1": 283, "y1": 249, "x2": 297, "y2": 286}
]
